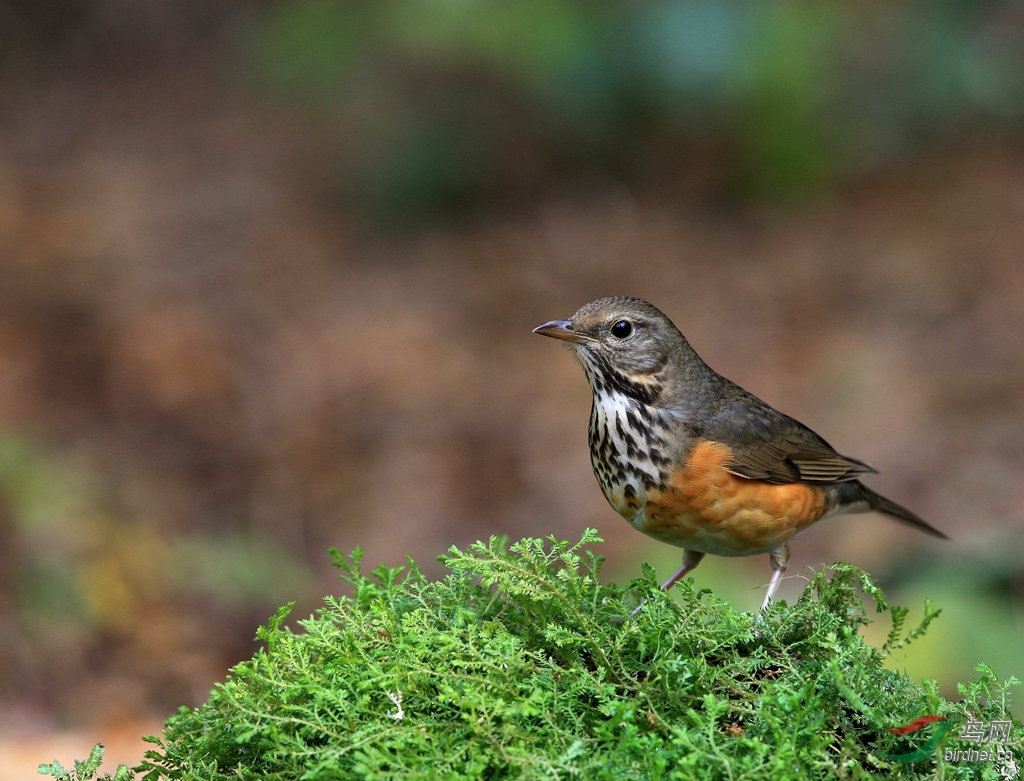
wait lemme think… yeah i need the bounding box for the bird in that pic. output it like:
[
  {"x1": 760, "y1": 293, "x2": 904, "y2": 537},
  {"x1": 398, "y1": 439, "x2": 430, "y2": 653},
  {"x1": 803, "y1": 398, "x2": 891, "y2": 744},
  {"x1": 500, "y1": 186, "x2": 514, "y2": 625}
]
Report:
[{"x1": 533, "y1": 296, "x2": 947, "y2": 612}]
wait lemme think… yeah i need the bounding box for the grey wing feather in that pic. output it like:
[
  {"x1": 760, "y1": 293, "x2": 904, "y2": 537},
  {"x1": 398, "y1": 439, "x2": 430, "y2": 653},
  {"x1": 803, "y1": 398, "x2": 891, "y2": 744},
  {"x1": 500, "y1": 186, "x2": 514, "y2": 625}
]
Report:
[{"x1": 705, "y1": 399, "x2": 877, "y2": 485}]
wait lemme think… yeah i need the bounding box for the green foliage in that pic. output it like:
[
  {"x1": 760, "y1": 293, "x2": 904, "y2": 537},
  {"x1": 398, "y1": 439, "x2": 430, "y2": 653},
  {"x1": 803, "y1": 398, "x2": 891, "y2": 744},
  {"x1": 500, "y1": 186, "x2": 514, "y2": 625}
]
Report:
[
  {"x1": 51, "y1": 531, "x2": 1022, "y2": 780},
  {"x1": 880, "y1": 600, "x2": 942, "y2": 656},
  {"x1": 247, "y1": 0, "x2": 1024, "y2": 219},
  {"x1": 38, "y1": 744, "x2": 131, "y2": 781}
]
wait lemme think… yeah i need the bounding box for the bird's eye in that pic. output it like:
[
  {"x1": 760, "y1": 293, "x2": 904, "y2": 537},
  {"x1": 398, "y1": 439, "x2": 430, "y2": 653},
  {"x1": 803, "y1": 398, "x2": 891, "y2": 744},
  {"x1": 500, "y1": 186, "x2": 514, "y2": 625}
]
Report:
[{"x1": 610, "y1": 320, "x2": 633, "y2": 338}]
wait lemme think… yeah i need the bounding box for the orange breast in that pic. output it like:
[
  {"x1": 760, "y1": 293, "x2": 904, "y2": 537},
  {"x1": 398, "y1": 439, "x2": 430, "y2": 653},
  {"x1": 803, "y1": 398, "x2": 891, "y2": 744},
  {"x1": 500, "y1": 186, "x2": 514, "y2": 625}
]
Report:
[{"x1": 626, "y1": 439, "x2": 828, "y2": 556}]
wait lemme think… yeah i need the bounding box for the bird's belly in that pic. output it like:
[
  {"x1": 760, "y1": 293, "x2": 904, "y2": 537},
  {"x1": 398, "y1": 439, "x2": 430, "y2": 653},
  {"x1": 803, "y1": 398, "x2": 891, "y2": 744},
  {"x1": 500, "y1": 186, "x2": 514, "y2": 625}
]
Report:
[{"x1": 604, "y1": 440, "x2": 828, "y2": 557}]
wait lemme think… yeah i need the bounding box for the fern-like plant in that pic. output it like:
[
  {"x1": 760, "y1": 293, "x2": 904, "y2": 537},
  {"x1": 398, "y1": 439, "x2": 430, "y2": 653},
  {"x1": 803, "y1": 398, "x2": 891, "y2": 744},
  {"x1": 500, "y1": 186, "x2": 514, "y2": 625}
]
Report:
[{"x1": 41, "y1": 531, "x2": 1021, "y2": 780}]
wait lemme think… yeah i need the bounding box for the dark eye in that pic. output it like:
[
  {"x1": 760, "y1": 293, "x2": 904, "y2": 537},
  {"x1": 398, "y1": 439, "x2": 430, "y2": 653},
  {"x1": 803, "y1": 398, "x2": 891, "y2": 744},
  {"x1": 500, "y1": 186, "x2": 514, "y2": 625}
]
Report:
[{"x1": 610, "y1": 320, "x2": 633, "y2": 338}]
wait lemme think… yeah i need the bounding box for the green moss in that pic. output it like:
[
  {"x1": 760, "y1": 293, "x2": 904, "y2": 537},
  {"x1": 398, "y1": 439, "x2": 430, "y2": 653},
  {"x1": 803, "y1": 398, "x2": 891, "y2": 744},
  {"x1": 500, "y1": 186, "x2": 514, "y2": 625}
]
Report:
[{"x1": 42, "y1": 531, "x2": 1021, "y2": 780}]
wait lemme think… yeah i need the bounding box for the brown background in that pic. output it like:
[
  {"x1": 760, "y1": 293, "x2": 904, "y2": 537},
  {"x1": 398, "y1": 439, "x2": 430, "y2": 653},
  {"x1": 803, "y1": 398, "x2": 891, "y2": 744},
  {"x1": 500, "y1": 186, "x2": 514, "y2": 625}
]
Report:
[{"x1": 0, "y1": 2, "x2": 1022, "y2": 774}]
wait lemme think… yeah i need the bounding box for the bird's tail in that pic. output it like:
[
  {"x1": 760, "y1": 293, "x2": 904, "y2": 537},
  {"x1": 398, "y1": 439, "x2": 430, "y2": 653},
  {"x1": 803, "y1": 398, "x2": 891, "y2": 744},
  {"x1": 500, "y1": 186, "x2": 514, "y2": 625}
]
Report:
[{"x1": 850, "y1": 482, "x2": 949, "y2": 539}]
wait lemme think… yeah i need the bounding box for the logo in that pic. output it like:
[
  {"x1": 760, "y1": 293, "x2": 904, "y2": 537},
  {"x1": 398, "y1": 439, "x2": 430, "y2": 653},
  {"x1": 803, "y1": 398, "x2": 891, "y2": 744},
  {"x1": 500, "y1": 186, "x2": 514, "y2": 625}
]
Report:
[
  {"x1": 876, "y1": 715, "x2": 1019, "y2": 778},
  {"x1": 878, "y1": 715, "x2": 953, "y2": 763}
]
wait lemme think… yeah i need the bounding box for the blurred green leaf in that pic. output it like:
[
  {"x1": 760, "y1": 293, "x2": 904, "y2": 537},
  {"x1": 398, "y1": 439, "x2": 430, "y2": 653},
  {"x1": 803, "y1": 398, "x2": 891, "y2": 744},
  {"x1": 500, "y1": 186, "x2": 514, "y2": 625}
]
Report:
[{"x1": 248, "y1": 0, "x2": 1024, "y2": 220}]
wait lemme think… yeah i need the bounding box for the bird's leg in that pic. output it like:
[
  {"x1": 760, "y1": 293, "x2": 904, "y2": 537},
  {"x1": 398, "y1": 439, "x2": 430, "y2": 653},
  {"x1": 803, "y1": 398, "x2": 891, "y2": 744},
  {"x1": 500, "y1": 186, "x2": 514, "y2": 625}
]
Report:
[
  {"x1": 630, "y1": 550, "x2": 705, "y2": 617},
  {"x1": 760, "y1": 544, "x2": 791, "y2": 613},
  {"x1": 660, "y1": 549, "x2": 706, "y2": 592}
]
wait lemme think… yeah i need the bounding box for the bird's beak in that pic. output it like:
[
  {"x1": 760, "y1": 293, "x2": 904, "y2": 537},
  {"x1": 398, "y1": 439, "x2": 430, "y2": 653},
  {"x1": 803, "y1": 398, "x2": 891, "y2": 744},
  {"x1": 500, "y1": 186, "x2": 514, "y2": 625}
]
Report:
[{"x1": 532, "y1": 319, "x2": 589, "y2": 343}]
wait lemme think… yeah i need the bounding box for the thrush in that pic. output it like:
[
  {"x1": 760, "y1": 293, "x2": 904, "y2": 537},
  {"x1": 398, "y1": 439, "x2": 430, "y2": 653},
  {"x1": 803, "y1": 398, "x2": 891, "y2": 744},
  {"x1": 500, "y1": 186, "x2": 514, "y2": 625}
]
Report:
[{"x1": 534, "y1": 296, "x2": 947, "y2": 612}]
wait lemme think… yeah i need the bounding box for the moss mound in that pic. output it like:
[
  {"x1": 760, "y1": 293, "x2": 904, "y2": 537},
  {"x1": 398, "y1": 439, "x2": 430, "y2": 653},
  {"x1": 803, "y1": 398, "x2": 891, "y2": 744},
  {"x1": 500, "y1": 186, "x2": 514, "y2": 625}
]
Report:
[{"x1": 43, "y1": 531, "x2": 1021, "y2": 780}]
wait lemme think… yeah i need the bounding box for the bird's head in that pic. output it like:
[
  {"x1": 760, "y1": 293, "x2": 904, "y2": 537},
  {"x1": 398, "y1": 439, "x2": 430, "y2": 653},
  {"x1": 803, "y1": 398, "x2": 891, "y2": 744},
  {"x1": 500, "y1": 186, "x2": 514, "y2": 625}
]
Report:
[{"x1": 533, "y1": 296, "x2": 692, "y2": 403}]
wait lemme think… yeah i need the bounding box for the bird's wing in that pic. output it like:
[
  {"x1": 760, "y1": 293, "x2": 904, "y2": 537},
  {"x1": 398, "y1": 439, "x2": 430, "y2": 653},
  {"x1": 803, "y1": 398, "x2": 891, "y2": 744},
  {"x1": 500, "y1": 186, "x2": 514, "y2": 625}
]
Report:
[{"x1": 704, "y1": 399, "x2": 877, "y2": 485}]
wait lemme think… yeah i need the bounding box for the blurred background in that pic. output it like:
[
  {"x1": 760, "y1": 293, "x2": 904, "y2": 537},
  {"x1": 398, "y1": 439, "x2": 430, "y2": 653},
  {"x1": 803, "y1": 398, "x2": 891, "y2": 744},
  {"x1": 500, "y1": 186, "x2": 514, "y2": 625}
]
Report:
[{"x1": 1, "y1": 0, "x2": 1023, "y2": 773}]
